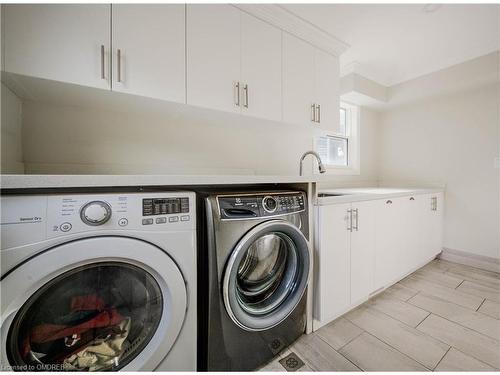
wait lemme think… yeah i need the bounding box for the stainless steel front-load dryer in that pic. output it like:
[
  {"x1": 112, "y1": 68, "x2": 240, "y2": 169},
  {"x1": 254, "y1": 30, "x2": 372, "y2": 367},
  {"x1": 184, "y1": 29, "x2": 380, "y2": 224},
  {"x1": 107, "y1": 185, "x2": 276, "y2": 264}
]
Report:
[{"x1": 200, "y1": 191, "x2": 310, "y2": 371}]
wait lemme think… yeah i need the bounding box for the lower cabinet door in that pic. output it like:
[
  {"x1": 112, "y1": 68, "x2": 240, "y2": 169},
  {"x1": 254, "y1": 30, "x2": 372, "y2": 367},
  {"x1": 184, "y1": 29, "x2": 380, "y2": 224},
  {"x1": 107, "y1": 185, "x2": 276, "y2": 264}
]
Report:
[
  {"x1": 350, "y1": 200, "x2": 376, "y2": 303},
  {"x1": 374, "y1": 197, "x2": 405, "y2": 290},
  {"x1": 421, "y1": 192, "x2": 444, "y2": 260},
  {"x1": 401, "y1": 195, "x2": 422, "y2": 272},
  {"x1": 314, "y1": 203, "x2": 351, "y2": 326}
]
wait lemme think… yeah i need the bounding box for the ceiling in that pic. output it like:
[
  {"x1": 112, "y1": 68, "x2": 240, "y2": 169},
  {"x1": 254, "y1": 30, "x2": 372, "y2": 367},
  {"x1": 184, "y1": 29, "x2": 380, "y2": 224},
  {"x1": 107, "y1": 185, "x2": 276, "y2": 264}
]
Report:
[{"x1": 283, "y1": 4, "x2": 500, "y2": 86}]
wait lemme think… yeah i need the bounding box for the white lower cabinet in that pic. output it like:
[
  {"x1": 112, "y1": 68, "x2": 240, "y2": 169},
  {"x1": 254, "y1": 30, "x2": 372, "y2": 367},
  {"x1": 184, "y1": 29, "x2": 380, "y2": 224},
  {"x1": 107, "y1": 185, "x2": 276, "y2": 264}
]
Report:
[
  {"x1": 350, "y1": 200, "x2": 376, "y2": 304},
  {"x1": 314, "y1": 200, "x2": 376, "y2": 329},
  {"x1": 315, "y1": 202, "x2": 351, "y2": 325},
  {"x1": 314, "y1": 192, "x2": 444, "y2": 330},
  {"x1": 420, "y1": 192, "x2": 444, "y2": 261}
]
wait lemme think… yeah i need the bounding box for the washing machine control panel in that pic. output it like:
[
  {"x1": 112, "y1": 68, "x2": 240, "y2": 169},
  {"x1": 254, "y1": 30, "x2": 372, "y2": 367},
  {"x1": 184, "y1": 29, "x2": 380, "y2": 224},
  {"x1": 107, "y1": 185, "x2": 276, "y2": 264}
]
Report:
[
  {"x1": 218, "y1": 192, "x2": 305, "y2": 220},
  {"x1": 1, "y1": 192, "x2": 195, "y2": 248}
]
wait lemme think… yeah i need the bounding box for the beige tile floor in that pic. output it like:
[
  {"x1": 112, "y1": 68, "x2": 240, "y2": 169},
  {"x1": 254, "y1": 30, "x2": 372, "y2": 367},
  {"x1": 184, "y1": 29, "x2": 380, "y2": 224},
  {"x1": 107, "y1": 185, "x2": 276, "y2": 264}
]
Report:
[{"x1": 259, "y1": 259, "x2": 500, "y2": 372}]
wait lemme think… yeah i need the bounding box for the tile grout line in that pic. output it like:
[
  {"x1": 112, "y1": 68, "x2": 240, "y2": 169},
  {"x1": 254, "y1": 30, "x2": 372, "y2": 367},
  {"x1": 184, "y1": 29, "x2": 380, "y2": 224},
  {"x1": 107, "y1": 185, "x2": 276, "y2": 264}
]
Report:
[
  {"x1": 454, "y1": 279, "x2": 465, "y2": 290},
  {"x1": 363, "y1": 303, "x2": 432, "y2": 330},
  {"x1": 475, "y1": 298, "x2": 486, "y2": 312},
  {"x1": 343, "y1": 313, "x2": 438, "y2": 371},
  {"x1": 293, "y1": 335, "x2": 360, "y2": 372},
  {"x1": 367, "y1": 301, "x2": 429, "y2": 328},
  {"x1": 313, "y1": 333, "x2": 363, "y2": 372},
  {"x1": 413, "y1": 306, "x2": 500, "y2": 342},
  {"x1": 452, "y1": 280, "x2": 500, "y2": 305},
  {"x1": 414, "y1": 309, "x2": 433, "y2": 329},
  {"x1": 452, "y1": 346, "x2": 500, "y2": 371},
  {"x1": 415, "y1": 313, "x2": 500, "y2": 369},
  {"x1": 445, "y1": 269, "x2": 500, "y2": 288},
  {"x1": 431, "y1": 345, "x2": 451, "y2": 371},
  {"x1": 315, "y1": 326, "x2": 364, "y2": 353},
  {"x1": 403, "y1": 278, "x2": 486, "y2": 311},
  {"x1": 405, "y1": 293, "x2": 493, "y2": 333}
]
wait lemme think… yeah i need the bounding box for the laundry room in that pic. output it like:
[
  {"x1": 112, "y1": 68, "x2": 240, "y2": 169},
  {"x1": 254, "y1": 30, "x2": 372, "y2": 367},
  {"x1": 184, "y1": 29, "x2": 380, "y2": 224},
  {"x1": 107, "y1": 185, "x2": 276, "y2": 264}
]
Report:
[{"x1": 1, "y1": 1, "x2": 499, "y2": 373}]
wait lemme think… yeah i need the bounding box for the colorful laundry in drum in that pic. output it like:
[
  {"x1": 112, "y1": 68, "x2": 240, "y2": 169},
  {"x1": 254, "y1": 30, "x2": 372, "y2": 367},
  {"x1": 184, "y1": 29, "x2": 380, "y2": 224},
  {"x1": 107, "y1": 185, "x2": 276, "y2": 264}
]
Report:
[{"x1": 21, "y1": 295, "x2": 131, "y2": 371}]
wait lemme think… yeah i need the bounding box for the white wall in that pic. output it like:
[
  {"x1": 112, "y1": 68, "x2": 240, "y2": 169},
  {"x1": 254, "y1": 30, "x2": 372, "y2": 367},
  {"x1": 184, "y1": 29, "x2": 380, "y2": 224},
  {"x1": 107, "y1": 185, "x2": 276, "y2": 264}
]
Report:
[
  {"x1": 1, "y1": 83, "x2": 24, "y2": 173},
  {"x1": 378, "y1": 54, "x2": 500, "y2": 259},
  {"x1": 21, "y1": 100, "x2": 312, "y2": 175},
  {"x1": 20, "y1": 94, "x2": 380, "y2": 184}
]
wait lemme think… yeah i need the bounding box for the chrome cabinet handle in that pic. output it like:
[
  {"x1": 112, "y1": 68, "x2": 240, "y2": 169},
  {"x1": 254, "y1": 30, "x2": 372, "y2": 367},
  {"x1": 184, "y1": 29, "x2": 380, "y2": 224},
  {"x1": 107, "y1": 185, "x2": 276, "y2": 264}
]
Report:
[
  {"x1": 100, "y1": 45, "x2": 105, "y2": 80},
  {"x1": 431, "y1": 197, "x2": 437, "y2": 211},
  {"x1": 386, "y1": 200, "x2": 393, "y2": 204},
  {"x1": 117, "y1": 49, "x2": 122, "y2": 83},
  {"x1": 347, "y1": 209, "x2": 352, "y2": 232},
  {"x1": 243, "y1": 84, "x2": 248, "y2": 108},
  {"x1": 234, "y1": 82, "x2": 240, "y2": 107},
  {"x1": 409, "y1": 197, "x2": 415, "y2": 201},
  {"x1": 317, "y1": 104, "x2": 321, "y2": 123},
  {"x1": 353, "y1": 208, "x2": 359, "y2": 231},
  {"x1": 311, "y1": 103, "x2": 316, "y2": 122}
]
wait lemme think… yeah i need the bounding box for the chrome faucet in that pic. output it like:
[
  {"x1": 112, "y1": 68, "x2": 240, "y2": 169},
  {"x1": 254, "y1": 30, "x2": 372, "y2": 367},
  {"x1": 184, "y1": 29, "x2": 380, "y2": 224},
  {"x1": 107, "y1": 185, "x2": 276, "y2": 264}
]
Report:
[{"x1": 299, "y1": 151, "x2": 326, "y2": 176}]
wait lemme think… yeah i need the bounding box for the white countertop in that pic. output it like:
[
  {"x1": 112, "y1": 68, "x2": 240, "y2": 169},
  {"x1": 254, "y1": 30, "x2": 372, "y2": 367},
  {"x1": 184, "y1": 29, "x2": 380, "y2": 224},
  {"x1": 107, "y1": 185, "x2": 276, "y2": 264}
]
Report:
[
  {"x1": 0, "y1": 174, "x2": 323, "y2": 190},
  {"x1": 316, "y1": 187, "x2": 445, "y2": 205}
]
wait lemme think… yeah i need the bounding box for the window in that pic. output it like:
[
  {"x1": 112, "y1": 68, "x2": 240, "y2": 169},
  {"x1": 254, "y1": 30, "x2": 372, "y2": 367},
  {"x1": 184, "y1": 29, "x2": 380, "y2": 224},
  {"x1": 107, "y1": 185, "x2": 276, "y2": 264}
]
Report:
[
  {"x1": 317, "y1": 135, "x2": 348, "y2": 166},
  {"x1": 315, "y1": 102, "x2": 359, "y2": 174}
]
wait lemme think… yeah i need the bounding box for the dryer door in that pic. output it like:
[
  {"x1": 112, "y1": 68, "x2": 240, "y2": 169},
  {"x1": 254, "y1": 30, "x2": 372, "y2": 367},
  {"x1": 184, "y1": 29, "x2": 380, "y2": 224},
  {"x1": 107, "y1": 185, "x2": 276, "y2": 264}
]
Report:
[
  {"x1": 222, "y1": 220, "x2": 310, "y2": 331},
  {"x1": 1, "y1": 236, "x2": 187, "y2": 371}
]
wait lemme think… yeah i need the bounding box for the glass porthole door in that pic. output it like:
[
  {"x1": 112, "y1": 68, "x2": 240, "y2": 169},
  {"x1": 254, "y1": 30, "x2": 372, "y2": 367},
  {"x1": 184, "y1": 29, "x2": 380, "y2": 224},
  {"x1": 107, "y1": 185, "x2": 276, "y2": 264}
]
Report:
[
  {"x1": 1, "y1": 237, "x2": 187, "y2": 372},
  {"x1": 223, "y1": 220, "x2": 310, "y2": 332},
  {"x1": 7, "y1": 263, "x2": 162, "y2": 371}
]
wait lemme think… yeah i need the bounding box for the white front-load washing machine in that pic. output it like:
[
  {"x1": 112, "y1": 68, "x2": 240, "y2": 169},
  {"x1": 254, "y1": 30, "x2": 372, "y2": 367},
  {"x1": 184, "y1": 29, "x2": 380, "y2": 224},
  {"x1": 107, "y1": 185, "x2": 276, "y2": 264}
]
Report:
[{"x1": 0, "y1": 192, "x2": 196, "y2": 372}]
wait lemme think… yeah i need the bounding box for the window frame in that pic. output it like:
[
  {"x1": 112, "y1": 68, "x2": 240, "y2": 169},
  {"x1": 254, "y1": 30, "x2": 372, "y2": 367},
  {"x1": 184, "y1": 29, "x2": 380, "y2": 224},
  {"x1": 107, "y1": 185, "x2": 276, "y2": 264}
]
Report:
[{"x1": 314, "y1": 102, "x2": 360, "y2": 175}]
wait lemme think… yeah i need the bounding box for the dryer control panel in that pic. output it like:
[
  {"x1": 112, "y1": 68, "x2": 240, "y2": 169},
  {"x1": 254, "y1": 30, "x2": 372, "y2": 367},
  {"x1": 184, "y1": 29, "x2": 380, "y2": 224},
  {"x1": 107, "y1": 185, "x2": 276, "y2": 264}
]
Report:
[{"x1": 217, "y1": 192, "x2": 306, "y2": 220}]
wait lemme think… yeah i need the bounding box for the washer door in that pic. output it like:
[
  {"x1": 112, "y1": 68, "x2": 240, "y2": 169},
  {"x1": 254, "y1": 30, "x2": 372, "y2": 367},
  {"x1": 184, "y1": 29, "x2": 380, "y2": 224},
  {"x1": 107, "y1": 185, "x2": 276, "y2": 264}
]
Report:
[
  {"x1": 1, "y1": 236, "x2": 187, "y2": 371},
  {"x1": 223, "y1": 220, "x2": 310, "y2": 331}
]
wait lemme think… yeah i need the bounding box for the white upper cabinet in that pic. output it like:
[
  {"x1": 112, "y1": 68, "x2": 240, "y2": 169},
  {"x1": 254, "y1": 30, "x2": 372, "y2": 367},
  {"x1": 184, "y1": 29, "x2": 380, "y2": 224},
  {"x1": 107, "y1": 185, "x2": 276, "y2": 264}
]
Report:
[
  {"x1": 282, "y1": 33, "x2": 315, "y2": 126},
  {"x1": 314, "y1": 49, "x2": 340, "y2": 132},
  {"x1": 3, "y1": 4, "x2": 111, "y2": 89},
  {"x1": 186, "y1": 5, "x2": 241, "y2": 114},
  {"x1": 283, "y1": 33, "x2": 340, "y2": 128},
  {"x1": 240, "y1": 13, "x2": 282, "y2": 122},
  {"x1": 111, "y1": 5, "x2": 185, "y2": 103},
  {"x1": 3, "y1": 4, "x2": 341, "y2": 125},
  {"x1": 187, "y1": 5, "x2": 283, "y2": 121}
]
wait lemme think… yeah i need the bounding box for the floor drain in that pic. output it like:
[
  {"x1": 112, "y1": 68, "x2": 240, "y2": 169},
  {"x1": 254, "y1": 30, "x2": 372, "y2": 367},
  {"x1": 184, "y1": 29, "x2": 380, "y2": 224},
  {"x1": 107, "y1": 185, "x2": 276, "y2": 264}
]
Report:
[
  {"x1": 268, "y1": 338, "x2": 285, "y2": 355},
  {"x1": 279, "y1": 352, "x2": 305, "y2": 372}
]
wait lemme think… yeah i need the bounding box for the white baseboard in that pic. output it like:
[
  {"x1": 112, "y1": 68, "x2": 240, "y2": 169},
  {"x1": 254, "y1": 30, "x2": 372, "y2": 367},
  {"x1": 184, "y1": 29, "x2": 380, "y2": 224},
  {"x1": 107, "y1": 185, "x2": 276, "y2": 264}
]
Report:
[{"x1": 439, "y1": 248, "x2": 500, "y2": 273}]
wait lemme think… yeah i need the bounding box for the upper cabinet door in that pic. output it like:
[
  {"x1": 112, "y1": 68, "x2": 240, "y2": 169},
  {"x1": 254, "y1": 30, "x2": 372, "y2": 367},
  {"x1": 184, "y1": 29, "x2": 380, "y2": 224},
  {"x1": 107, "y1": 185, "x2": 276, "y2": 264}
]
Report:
[
  {"x1": 315, "y1": 49, "x2": 340, "y2": 132},
  {"x1": 282, "y1": 33, "x2": 315, "y2": 126},
  {"x1": 240, "y1": 13, "x2": 282, "y2": 122},
  {"x1": 186, "y1": 5, "x2": 241, "y2": 114},
  {"x1": 112, "y1": 5, "x2": 185, "y2": 103},
  {"x1": 3, "y1": 4, "x2": 111, "y2": 89}
]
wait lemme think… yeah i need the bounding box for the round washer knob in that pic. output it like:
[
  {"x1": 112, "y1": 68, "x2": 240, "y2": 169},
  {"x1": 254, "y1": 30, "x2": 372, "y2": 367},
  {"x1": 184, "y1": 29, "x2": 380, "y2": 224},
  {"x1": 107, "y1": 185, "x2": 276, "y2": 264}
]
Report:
[
  {"x1": 81, "y1": 201, "x2": 112, "y2": 226},
  {"x1": 262, "y1": 196, "x2": 278, "y2": 213}
]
